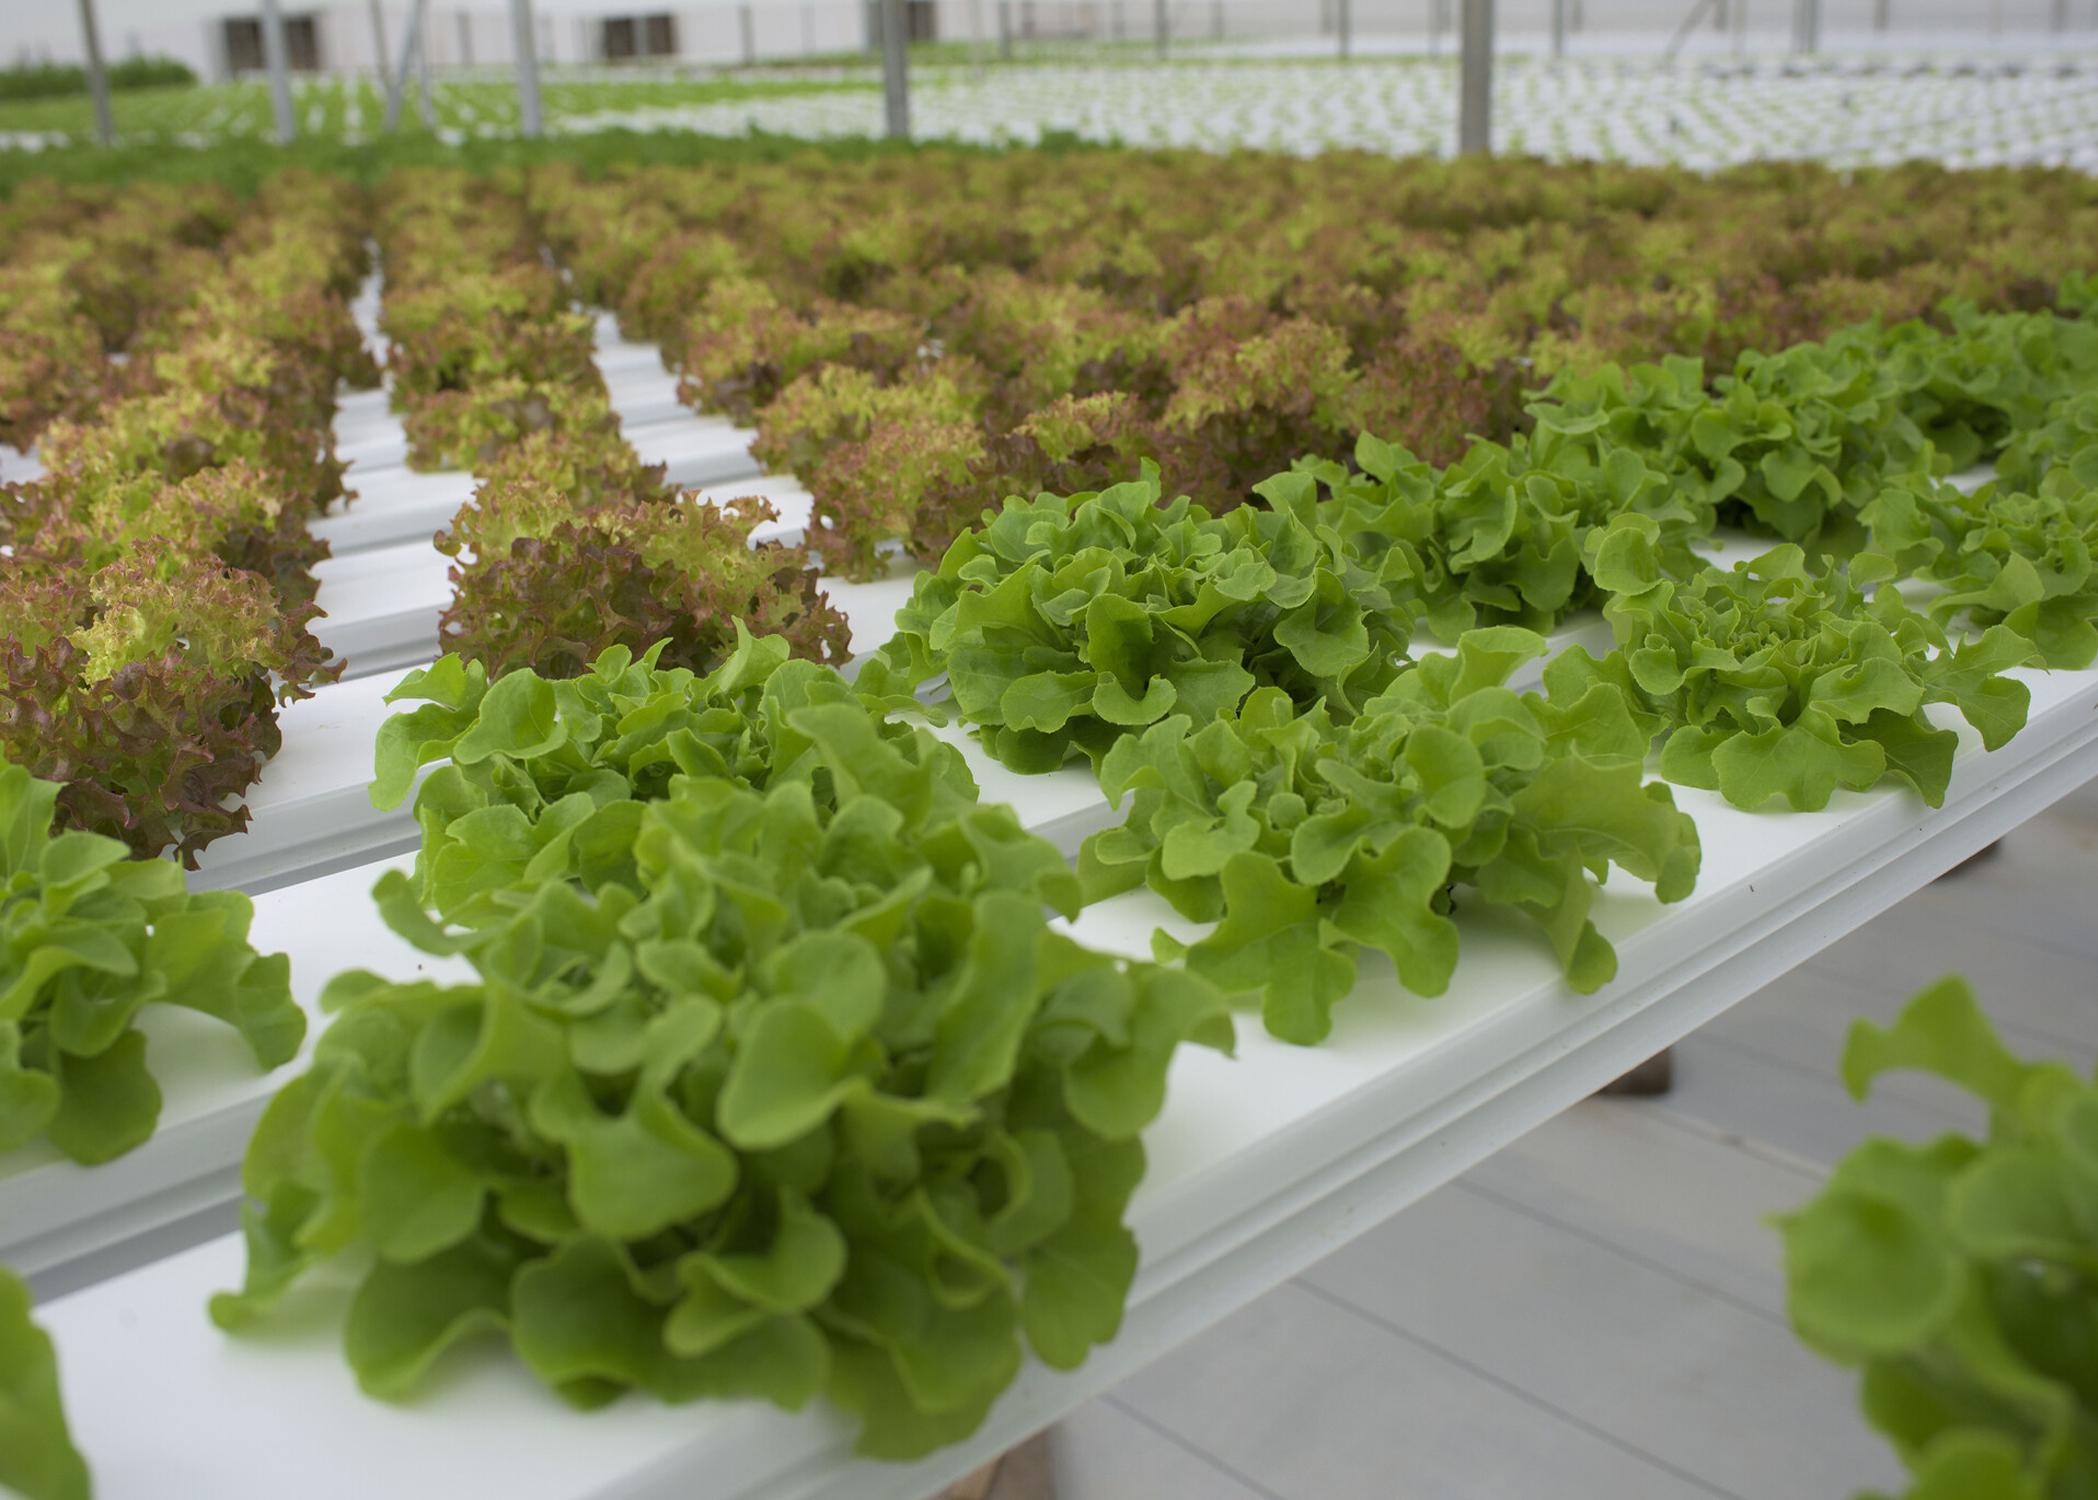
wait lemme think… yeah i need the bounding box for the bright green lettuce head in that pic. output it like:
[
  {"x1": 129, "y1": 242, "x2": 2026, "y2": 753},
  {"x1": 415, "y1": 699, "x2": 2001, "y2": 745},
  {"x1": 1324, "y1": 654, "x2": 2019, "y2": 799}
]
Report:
[
  {"x1": 1860, "y1": 473, "x2": 2098, "y2": 673},
  {"x1": 865, "y1": 463, "x2": 1420, "y2": 776},
  {"x1": 222, "y1": 700, "x2": 1233, "y2": 1459},
  {"x1": 1778, "y1": 977, "x2": 2098, "y2": 1500},
  {"x1": 373, "y1": 629, "x2": 919, "y2": 927},
  {"x1": 1305, "y1": 425, "x2": 1710, "y2": 644},
  {"x1": 1565, "y1": 513, "x2": 2036, "y2": 812},
  {"x1": 1083, "y1": 628, "x2": 1700, "y2": 1044},
  {"x1": 0, "y1": 759, "x2": 304, "y2": 1165}
]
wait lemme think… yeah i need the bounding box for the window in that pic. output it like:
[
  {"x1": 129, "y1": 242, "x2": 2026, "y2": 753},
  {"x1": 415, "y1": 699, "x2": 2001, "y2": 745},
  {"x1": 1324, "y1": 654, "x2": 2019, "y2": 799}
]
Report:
[
  {"x1": 599, "y1": 13, "x2": 678, "y2": 60},
  {"x1": 219, "y1": 14, "x2": 321, "y2": 72}
]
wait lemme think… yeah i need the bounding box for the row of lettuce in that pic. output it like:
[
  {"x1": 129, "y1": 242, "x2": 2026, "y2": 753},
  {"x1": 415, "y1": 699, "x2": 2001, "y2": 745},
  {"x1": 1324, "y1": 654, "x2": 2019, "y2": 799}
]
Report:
[
  {"x1": 369, "y1": 169, "x2": 851, "y2": 682},
  {"x1": 4, "y1": 156, "x2": 2098, "y2": 1499},
  {"x1": 530, "y1": 154, "x2": 2098, "y2": 580},
  {"x1": 6, "y1": 156, "x2": 2098, "y2": 863},
  {"x1": 0, "y1": 173, "x2": 373, "y2": 864}
]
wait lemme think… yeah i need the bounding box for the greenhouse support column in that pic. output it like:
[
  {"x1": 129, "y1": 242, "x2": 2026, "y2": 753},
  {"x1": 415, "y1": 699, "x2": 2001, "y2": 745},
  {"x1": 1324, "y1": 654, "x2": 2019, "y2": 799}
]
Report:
[
  {"x1": 510, "y1": 0, "x2": 543, "y2": 137},
  {"x1": 1873, "y1": 0, "x2": 1889, "y2": 27},
  {"x1": 1458, "y1": 0, "x2": 1492, "y2": 155},
  {"x1": 1213, "y1": 0, "x2": 1224, "y2": 39},
  {"x1": 1156, "y1": 0, "x2": 1168, "y2": 56},
  {"x1": 369, "y1": 0, "x2": 390, "y2": 72},
  {"x1": 383, "y1": 0, "x2": 428, "y2": 130},
  {"x1": 261, "y1": 0, "x2": 297, "y2": 144},
  {"x1": 457, "y1": 12, "x2": 474, "y2": 66},
  {"x1": 75, "y1": 0, "x2": 114, "y2": 145},
  {"x1": 740, "y1": 4, "x2": 756, "y2": 63},
  {"x1": 880, "y1": 0, "x2": 909, "y2": 138},
  {"x1": 1550, "y1": 0, "x2": 1565, "y2": 57},
  {"x1": 2052, "y1": 0, "x2": 2067, "y2": 29},
  {"x1": 1339, "y1": 0, "x2": 1352, "y2": 59},
  {"x1": 998, "y1": 0, "x2": 1014, "y2": 58},
  {"x1": 417, "y1": 20, "x2": 433, "y2": 124}
]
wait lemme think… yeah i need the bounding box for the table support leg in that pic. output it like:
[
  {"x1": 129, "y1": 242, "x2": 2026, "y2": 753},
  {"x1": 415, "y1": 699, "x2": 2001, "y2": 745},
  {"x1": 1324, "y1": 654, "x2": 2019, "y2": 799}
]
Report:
[
  {"x1": 940, "y1": 1429, "x2": 1056, "y2": 1500},
  {"x1": 1597, "y1": 1049, "x2": 1675, "y2": 1096}
]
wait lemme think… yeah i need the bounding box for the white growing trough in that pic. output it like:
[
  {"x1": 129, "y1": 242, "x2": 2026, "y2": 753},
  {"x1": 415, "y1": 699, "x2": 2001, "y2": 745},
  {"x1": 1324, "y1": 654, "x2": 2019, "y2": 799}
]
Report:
[{"x1": 33, "y1": 655, "x2": 2098, "y2": 1500}]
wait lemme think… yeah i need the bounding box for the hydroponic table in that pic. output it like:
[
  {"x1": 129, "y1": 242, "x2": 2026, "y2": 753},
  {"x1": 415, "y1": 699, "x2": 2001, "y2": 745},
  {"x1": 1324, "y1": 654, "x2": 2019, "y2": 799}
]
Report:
[
  {"x1": 20, "y1": 291, "x2": 2098, "y2": 1500},
  {"x1": 31, "y1": 659, "x2": 2098, "y2": 1500}
]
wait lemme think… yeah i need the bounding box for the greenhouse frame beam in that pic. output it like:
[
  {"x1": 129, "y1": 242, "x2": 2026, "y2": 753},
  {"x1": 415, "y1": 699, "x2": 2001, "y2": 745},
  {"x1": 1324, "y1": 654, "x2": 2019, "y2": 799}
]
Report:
[
  {"x1": 75, "y1": 0, "x2": 114, "y2": 145},
  {"x1": 1664, "y1": 0, "x2": 1721, "y2": 60},
  {"x1": 1458, "y1": 0, "x2": 1493, "y2": 155},
  {"x1": 260, "y1": 0, "x2": 297, "y2": 144},
  {"x1": 510, "y1": 0, "x2": 544, "y2": 138}
]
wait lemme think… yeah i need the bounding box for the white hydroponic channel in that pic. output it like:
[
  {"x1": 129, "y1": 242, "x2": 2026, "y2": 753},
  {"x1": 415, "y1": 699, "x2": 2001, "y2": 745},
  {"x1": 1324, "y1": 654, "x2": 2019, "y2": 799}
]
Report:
[{"x1": 555, "y1": 53, "x2": 2098, "y2": 169}]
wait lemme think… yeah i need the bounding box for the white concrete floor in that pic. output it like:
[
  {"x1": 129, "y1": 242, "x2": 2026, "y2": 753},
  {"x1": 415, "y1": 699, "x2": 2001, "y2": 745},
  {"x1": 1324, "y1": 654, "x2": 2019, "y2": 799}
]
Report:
[{"x1": 1050, "y1": 779, "x2": 2098, "y2": 1499}]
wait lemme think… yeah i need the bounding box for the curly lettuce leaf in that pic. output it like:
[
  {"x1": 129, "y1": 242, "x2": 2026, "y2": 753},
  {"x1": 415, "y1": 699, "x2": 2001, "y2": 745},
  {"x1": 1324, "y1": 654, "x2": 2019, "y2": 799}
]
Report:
[
  {"x1": 0, "y1": 759, "x2": 303, "y2": 1165},
  {"x1": 0, "y1": 1266, "x2": 90, "y2": 1500},
  {"x1": 1778, "y1": 978, "x2": 2098, "y2": 1500},
  {"x1": 223, "y1": 684, "x2": 1232, "y2": 1459}
]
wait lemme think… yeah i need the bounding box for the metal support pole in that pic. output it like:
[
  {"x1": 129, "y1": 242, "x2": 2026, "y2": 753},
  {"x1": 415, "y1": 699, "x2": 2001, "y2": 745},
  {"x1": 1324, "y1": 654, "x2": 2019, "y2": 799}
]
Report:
[
  {"x1": 2052, "y1": 0, "x2": 2067, "y2": 29},
  {"x1": 1457, "y1": 0, "x2": 1492, "y2": 155},
  {"x1": 1664, "y1": 0, "x2": 1719, "y2": 60},
  {"x1": 1873, "y1": 0, "x2": 1888, "y2": 27},
  {"x1": 260, "y1": 0, "x2": 297, "y2": 143},
  {"x1": 1212, "y1": 0, "x2": 1224, "y2": 40},
  {"x1": 457, "y1": 11, "x2": 473, "y2": 66},
  {"x1": 998, "y1": 0, "x2": 1014, "y2": 58},
  {"x1": 509, "y1": 0, "x2": 542, "y2": 136},
  {"x1": 417, "y1": 23, "x2": 433, "y2": 125},
  {"x1": 75, "y1": 0, "x2": 114, "y2": 145},
  {"x1": 1339, "y1": 0, "x2": 1352, "y2": 59},
  {"x1": 368, "y1": 0, "x2": 389, "y2": 72},
  {"x1": 1155, "y1": 0, "x2": 1167, "y2": 56},
  {"x1": 879, "y1": 0, "x2": 909, "y2": 138},
  {"x1": 740, "y1": 3, "x2": 756, "y2": 63},
  {"x1": 383, "y1": 0, "x2": 429, "y2": 131},
  {"x1": 1551, "y1": 0, "x2": 1565, "y2": 57}
]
